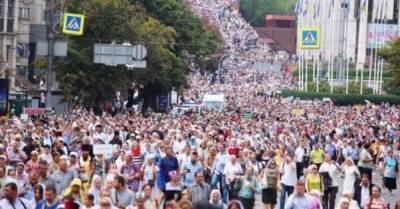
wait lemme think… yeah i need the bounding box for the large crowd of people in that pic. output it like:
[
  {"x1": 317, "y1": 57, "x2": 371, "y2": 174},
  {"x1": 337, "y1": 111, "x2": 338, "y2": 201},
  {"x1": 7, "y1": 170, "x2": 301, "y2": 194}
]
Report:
[{"x1": 0, "y1": 1, "x2": 398, "y2": 209}]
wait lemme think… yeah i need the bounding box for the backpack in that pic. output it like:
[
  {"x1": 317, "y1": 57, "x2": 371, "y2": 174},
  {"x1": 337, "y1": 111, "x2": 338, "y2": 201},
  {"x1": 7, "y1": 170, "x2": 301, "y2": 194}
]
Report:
[{"x1": 320, "y1": 172, "x2": 332, "y2": 190}]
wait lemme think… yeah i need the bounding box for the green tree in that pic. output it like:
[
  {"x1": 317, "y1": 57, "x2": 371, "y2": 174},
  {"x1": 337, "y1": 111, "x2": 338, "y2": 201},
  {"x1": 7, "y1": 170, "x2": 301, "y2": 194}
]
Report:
[
  {"x1": 239, "y1": 0, "x2": 297, "y2": 27},
  {"x1": 380, "y1": 39, "x2": 400, "y2": 95},
  {"x1": 56, "y1": 0, "x2": 218, "y2": 109},
  {"x1": 135, "y1": 0, "x2": 221, "y2": 63}
]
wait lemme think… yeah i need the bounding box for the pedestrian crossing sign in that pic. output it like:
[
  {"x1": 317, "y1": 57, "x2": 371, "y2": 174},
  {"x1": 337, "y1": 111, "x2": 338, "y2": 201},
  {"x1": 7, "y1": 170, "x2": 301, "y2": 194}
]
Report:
[
  {"x1": 62, "y1": 13, "x2": 85, "y2": 36},
  {"x1": 299, "y1": 27, "x2": 320, "y2": 49}
]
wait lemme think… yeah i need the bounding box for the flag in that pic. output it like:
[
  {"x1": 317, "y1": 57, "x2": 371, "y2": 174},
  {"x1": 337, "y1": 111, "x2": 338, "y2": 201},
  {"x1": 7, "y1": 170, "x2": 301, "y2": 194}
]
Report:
[
  {"x1": 314, "y1": 0, "x2": 321, "y2": 19},
  {"x1": 361, "y1": 0, "x2": 367, "y2": 10},
  {"x1": 328, "y1": 0, "x2": 335, "y2": 18},
  {"x1": 385, "y1": 0, "x2": 394, "y2": 20},
  {"x1": 294, "y1": 0, "x2": 302, "y2": 14},
  {"x1": 302, "y1": 0, "x2": 309, "y2": 17},
  {"x1": 379, "y1": 0, "x2": 385, "y2": 20},
  {"x1": 308, "y1": 0, "x2": 315, "y2": 18},
  {"x1": 373, "y1": 0, "x2": 385, "y2": 21},
  {"x1": 372, "y1": 0, "x2": 378, "y2": 20}
]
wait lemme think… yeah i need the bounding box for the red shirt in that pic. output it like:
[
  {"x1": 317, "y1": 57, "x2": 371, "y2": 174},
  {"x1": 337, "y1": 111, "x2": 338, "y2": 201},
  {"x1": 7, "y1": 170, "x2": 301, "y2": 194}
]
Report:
[{"x1": 228, "y1": 146, "x2": 239, "y2": 156}]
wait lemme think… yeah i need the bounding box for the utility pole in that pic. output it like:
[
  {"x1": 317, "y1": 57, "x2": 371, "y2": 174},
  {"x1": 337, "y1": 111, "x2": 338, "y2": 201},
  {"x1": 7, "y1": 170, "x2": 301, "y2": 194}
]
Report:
[{"x1": 46, "y1": 0, "x2": 55, "y2": 108}]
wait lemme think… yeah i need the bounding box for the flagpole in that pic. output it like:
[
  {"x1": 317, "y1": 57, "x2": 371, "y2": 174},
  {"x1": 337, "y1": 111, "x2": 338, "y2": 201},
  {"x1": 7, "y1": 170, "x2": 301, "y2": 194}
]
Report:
[
  {"x1": 345, "y1": 0, "x2": 350, "y2": 95},
  {"x1": 360, "y1": 0, "x2": 368, "y2": 95},
  {"x1": 330, "y1": 3, "x2": 335, "y2": 94},
  {"x1": 379, "y1": 5, "x2": 388, "y2": 94},
  {"x1": 373, "y1": 0, "x2": 384, "y2": 94},
  {"x1": 305, "y1": 50, "x2": 309, "y2": 91},
  {"x1": 296, "y1": 0, "x2": 302, "y2": 91},
  {"x1": 368, "y1": 18, "x2": 375, "y2": 88},
  {"x1": 313, "y1": 51, "x2": 316, "y2": 82},
  {"x1": 317, "y1": 52, "x2": 320, "y2": 92},
  {"x1": 299, "y1": 14, "x2": 304, "y2": 91},
  {"x1": 298, "y1": 53, "x2": 302, "y2": 90},
  {"x1": 316, "y1": 0, "x2": 321, "y2": 93}
]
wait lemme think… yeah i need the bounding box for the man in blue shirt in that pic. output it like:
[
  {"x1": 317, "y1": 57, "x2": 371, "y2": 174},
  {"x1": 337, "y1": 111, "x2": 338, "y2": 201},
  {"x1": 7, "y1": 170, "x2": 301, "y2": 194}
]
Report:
[
  {"x1": 35, "y1": 186, "x2": 63, "y2": 209},
  {"x1": 345, "y1": 140, "x2": 360, "y2": 166},
  {"x1": 211, "y1": 143, "x2": 230, "y2": 203},
  {"x1": 284, "y1": 182, "x2": 313, "y2": 209},
  {"x1": 158, "y1": 146, "x2": 179, "y2": 190},
  {"x1": 182, "y1": 151, "x2": 203, "y2": 188}
]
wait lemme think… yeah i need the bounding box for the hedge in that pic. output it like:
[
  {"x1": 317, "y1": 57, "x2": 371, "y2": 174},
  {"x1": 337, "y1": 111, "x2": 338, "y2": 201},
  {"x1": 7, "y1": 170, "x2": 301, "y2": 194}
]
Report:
[{"x1": 281, "y1": 90, "x2": 400, "y2": 105}]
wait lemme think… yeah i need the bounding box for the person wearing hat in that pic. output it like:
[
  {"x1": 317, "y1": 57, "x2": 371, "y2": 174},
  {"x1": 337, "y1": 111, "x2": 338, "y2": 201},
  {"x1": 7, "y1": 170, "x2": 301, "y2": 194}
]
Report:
[
  {"x1": 68, "y1": 152, "x2": 79, "y2": 170},
  {"x1": 63, "y1": 178, "x2": 85, "y2": 204},
  {"x1": 22, "y1": 137, "x2": 37, "y2": 160}
]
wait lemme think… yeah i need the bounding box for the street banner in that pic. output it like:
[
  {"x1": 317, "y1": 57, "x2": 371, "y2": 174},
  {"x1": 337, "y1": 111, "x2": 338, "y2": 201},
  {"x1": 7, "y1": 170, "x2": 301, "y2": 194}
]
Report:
[
  {"x1": 0, "y1": 79, "x2": 8, "y2": 116},
  {"x1": 367, "y1": 23, "x2": 398, "y2": 48},
  {"x1": 298, "y1": 27, "x2": 321, "y2": 49},
  {"x1": 23, "y1": 108, "x2": 45, "y2": 116},
  {"x1": 62, "y1": 13, "x2": 85, "y2": 35}
]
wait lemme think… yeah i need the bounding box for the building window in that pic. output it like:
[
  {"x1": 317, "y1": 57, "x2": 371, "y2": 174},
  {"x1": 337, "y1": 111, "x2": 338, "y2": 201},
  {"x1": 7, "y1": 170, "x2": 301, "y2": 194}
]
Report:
[
  {"x1": 0, "y1": 2, "x2": 3, "y2": 17},
  {"x1": 7, "y1": 19, "x2": 13, "y2": 32},
  {"x1": 8, "y1": 0, "x2": 14, "y2": 18},
  {"x1": 16, "y1": 43, "x2": 29, "y2": 58},
  {"x1": 19, "y1": 8, "x2": 30, "y2": 19}
]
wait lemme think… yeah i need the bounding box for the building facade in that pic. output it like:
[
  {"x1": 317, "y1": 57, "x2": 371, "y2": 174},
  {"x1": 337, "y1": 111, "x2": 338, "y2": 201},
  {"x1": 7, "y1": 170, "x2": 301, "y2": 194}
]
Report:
[
  {"x1": 297, "y1": 0, "x2": 400, "y2": 70},
  {"x1": 256, "y1": 15, "x2": 297, "y2": 53},
  {"x1": 0, "y1": 0, "x2": 46, "y2": 90}
]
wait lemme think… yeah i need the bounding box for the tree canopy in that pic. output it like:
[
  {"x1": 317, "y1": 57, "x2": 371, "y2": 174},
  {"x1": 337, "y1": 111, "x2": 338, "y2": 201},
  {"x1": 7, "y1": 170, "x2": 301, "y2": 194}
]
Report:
[
  {"x1": 239, "y1": 0, "x2": 297, "y2": 27},
  {"x1": 55, "y1": 0, "x2": 219, "y2": 108},
  {"x1": 379, "y1": 39, "x2": 400, "y2": 95}
]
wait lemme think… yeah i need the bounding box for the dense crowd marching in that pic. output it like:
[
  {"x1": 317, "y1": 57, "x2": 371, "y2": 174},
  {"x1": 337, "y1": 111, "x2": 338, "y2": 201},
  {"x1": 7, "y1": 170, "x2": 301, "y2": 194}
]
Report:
[{"x1": 0, "y1": 1, "x2": 399, "y2": 209}]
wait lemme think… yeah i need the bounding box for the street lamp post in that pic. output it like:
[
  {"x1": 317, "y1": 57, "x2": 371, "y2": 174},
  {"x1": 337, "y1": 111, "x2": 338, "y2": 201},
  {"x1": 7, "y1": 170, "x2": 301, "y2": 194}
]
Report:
[{"x1": 46, "y1": 0, "x2": 55, "y2": 108}]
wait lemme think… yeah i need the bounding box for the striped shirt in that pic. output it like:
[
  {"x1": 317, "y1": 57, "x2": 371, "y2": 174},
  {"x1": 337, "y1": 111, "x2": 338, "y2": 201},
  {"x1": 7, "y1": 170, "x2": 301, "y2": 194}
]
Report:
[{"x1": 189, "y1": 183, "x2": 211, "y2": 206}]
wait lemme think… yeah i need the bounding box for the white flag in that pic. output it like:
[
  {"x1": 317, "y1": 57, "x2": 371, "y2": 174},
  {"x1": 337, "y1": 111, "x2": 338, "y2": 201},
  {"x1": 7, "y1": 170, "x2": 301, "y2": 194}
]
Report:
[
  {"x1": 385, "y1": 0, "x2": 394, "y2": 19},
  {"x1": 372, "y1": 0, "x2": 379, "y2": 21}
]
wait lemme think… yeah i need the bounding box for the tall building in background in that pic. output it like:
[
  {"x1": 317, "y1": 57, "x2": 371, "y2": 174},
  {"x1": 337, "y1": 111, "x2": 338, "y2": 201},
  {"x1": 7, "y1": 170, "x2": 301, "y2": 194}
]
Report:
[
  {"x1": 256, "y1": 15, "x2": 297, "y2": 53},
  {"x1": 296, "y1": 0, "x2": 400, "y2": 69},
  {"x1": 0, "y1": 0, "x2": 46, "y2": 90}
]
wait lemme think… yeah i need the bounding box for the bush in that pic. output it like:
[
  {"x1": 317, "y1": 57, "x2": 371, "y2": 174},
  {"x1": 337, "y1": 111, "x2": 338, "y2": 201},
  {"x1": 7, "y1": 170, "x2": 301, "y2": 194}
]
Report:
[
  {"x1": 281, "y1": 90, "x2": 400, "y2": 105},
  {"x1": 305, "y1": 81, "x2": 373, "y2": 95}
]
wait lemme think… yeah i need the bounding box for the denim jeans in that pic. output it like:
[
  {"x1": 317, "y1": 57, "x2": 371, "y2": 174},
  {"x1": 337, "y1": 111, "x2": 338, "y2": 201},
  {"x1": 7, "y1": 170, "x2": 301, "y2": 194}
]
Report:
[
  {"x1": 211, "y1": 173, "x2": 228, "y2": 203},
  {"x1": 279, "y1": 184, "x2": 294, "y2": 209}
]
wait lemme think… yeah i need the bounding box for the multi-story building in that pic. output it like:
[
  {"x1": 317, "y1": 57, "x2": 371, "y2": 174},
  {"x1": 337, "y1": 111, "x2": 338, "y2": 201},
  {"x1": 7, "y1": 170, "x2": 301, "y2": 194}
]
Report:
[
  {"x1": 297, "y1": 0, "x2": 400, "y2": 70},
  {"x1": 0, "y1": 0, "x2": 46, "y2": 90},
  {"x1": 256, "y1": 15, "x2": 297, "y2": 53}
]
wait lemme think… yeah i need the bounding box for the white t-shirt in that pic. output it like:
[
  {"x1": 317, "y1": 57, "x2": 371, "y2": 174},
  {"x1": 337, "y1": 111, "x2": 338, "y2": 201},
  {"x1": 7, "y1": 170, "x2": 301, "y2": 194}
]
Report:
[
  {"x1": 177, "y1": 153, "x2": 191, "y2": 165},
  {"x1": 223, "y1": 161, "x2": 243, "y2": 184},
  {"x1": 295, "y1": 147, "x2": 305, "y2": 163},
  {"x1": 319, "y1": 162, "x2": 339, "y2": 187},
  {"x1": 173, "y1": 141, "x2": 186, "y2": 153},
  {"x1": 280, "y1": 161, "x2": 297, "y2": 186}
]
